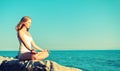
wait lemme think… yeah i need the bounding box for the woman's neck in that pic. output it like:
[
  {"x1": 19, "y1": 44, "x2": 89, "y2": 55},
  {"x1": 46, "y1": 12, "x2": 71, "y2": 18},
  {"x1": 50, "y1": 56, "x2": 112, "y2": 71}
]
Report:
[{"x1": 21, "y1": 26, "x2": 27, "y2": 32}]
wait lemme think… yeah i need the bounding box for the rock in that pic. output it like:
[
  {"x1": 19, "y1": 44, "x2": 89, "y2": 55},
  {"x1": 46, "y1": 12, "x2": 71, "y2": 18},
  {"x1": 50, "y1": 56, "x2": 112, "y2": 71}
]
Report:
[{"x1": 0, "y1": 56, "x2": 82, "y2": 71}]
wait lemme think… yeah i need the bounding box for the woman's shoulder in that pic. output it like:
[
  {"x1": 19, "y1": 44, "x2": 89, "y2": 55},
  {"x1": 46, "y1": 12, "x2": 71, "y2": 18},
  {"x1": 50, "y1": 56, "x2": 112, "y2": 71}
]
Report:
[
  {"x1": 18, "y1": 30, "x2": 25, "y2": 36},
  {"x1": 19, "y1": 30, "x2": 31, "y2": 37}
]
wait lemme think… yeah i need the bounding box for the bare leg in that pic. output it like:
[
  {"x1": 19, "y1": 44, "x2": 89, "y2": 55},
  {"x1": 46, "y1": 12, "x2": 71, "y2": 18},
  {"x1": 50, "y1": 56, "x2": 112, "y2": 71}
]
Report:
[
  {"x1": 19, "y1": 51, "x2": 49, "y2": 61},
  {"x1": 32, "y1": 51, "x2": 49, "y2": 60}
]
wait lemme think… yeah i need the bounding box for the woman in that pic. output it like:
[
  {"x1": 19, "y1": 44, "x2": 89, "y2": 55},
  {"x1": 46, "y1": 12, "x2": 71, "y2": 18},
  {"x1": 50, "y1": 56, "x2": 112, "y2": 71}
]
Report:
[{"x1": 16, "y1": 16, "x2": 49, "y2": 60}]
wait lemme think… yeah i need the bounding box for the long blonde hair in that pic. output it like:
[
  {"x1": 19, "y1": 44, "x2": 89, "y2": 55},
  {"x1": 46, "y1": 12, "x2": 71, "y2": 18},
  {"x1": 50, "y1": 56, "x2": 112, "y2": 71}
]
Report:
[{"x1": 16, "y1": 16, "x2": 31, "y2": 31}]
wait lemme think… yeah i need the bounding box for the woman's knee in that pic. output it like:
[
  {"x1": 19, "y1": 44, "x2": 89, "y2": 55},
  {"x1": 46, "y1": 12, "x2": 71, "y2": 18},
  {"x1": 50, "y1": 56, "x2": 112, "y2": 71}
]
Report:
[{"x1": 46, "y1": 52, "x2": 49, "y2": 57}]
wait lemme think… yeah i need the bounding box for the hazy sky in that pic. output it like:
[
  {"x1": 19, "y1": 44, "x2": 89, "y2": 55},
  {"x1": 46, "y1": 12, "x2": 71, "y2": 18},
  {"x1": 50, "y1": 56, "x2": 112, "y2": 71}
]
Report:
[{"x1": 0, "y1": 0, "x2": 120, "y2": 50}]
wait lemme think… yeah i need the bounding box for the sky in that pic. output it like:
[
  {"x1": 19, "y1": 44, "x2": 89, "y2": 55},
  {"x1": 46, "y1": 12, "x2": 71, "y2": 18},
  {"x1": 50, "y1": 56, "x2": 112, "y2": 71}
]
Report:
[{"x1": 0, "y1": 0, "x2": 120, "y2": 50}]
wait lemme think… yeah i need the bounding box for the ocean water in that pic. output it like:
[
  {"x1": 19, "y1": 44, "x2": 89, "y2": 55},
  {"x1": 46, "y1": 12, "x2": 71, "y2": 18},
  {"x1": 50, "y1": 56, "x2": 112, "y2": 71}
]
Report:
[{"x1": 0, "y1": 50, "x2": 120, "y2": 71}]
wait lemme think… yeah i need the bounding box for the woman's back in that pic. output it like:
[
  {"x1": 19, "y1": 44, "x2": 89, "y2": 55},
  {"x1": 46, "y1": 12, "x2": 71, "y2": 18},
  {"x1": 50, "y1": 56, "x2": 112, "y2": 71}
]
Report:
[{"x1": 19, "y1": 34, "x2": 32, "y2": 54}]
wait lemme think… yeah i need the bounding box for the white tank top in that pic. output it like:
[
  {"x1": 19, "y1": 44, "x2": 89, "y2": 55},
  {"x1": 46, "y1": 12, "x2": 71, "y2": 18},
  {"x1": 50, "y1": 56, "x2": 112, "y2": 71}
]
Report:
[{"x1": 19, "y1": 34, "x2": 33, "y2": 54}]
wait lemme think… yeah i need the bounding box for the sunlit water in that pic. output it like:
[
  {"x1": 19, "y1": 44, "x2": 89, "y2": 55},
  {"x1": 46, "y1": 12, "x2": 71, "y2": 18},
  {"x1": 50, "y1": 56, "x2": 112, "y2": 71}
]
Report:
[{"x1": 0, "y1": 50, "x2": 120, "y2": 71}]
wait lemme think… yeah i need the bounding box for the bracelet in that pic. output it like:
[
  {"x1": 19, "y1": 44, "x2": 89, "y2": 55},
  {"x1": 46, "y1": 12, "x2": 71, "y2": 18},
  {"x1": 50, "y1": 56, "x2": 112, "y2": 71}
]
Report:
[{"x1": 30, "y1": 49, "x2": 34, "y2": 52}]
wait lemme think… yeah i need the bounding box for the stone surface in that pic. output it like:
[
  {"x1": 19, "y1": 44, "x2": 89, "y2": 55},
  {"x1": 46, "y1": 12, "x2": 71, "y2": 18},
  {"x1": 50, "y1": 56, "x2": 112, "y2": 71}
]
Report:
[{"x1": 0, "y1": 56, "x2": 82, "y2": 71}]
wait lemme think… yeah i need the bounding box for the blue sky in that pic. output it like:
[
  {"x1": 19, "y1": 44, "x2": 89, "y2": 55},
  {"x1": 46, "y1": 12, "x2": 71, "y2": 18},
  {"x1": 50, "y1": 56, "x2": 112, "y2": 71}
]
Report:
[{"x1": 0, "y1": 0, "x2": 120, "y2": 50}]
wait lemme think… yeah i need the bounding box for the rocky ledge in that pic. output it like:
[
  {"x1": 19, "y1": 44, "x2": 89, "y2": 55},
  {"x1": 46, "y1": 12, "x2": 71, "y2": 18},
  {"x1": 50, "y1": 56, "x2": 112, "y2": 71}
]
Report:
[{"x1": 0, "y1": 56, "x2": 82, "y2": 71}]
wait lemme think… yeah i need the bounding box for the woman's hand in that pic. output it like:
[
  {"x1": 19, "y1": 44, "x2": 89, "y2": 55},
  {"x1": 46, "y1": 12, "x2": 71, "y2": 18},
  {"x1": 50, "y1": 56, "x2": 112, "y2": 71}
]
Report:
[
  {"x1": 43, "y1": 49, "x2": 49, "y2": 52},
  {"x1": 31, "y1": 49, "x2": 37, "y2": 54}
]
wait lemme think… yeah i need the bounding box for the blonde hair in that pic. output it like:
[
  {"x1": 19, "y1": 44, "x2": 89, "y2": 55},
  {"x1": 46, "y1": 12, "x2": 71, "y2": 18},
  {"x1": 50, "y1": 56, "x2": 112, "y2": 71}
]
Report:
[{"x1": 16, "y1": 16, "x2": 31, "y2": 31}]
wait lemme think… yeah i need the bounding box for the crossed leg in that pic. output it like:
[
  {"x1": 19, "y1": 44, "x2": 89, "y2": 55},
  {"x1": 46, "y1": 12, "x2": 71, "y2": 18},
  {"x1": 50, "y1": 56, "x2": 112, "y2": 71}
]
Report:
[
  {"x1": 19, "y1": 50, "x2": 49, "y2": 61},
  {"x1": 32, "y1": 50, "x2": 49, "y2": 60}
]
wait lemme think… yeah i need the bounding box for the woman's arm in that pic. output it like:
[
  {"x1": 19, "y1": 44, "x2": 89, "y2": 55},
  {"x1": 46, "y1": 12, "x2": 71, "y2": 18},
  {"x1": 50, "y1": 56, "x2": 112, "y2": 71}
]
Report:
[
  {"x1": 18, "y1": 31, "x2": 32, "y2": 51},
  {"x1": 31, "y1": 39, "x2": 44, "y2": 51}
]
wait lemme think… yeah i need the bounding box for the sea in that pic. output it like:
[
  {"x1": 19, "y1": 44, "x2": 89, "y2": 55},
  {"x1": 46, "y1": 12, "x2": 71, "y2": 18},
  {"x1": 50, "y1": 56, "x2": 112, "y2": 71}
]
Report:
[{"x1": 0, "y1": 50, "x2": 120, "y2": 71}]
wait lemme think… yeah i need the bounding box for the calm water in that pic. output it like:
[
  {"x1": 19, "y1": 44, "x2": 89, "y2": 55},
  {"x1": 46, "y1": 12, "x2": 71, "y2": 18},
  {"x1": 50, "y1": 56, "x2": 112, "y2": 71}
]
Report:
[{"x1": 0, "y1": 50, "x2": 120, "y2": 71}]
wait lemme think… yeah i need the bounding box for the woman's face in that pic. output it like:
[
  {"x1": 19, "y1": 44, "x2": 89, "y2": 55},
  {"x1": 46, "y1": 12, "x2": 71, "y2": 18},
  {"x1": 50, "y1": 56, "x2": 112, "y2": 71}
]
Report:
[{"x1": 24, "y1": 19, "x2": 32, "y2": 29}]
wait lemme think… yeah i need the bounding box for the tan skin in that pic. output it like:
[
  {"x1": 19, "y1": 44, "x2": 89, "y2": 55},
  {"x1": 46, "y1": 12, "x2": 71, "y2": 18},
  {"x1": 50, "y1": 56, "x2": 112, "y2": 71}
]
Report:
[{"x1": 18, "y1": 19, "x2": 49, "y2": 60}]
